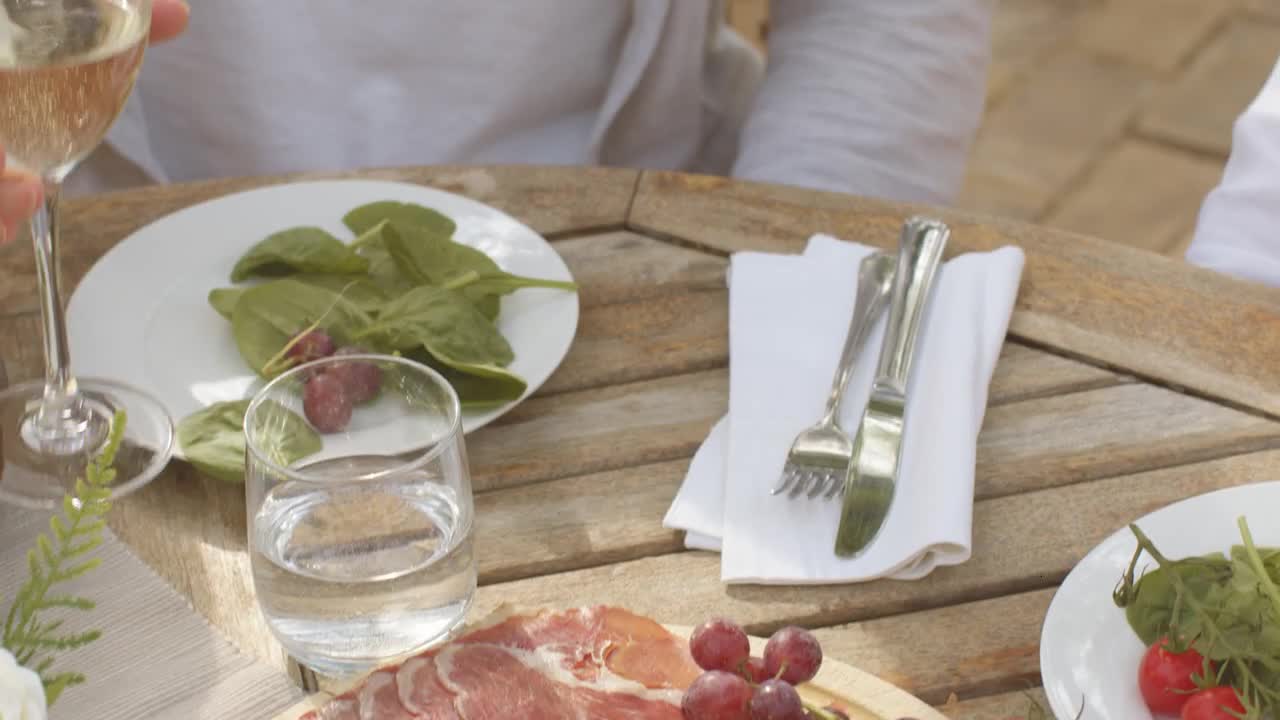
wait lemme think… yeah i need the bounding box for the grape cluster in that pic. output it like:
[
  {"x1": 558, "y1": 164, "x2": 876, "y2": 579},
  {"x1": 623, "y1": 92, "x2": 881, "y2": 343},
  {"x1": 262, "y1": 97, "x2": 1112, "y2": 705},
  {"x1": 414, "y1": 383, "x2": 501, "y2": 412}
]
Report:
[
  {"x1": 288, "y1": 330, "x2": 382, "y2": 433},
  {"x1": 683, "y1": 618, "x2": 846, "y2": 720}
]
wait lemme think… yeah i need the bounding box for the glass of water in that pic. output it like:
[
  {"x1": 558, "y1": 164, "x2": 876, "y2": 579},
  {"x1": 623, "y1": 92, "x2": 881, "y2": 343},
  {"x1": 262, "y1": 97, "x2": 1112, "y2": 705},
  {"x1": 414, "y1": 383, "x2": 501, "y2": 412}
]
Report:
[{"x1": 244, "y1": 354, "x2": 476, "y2": 676}]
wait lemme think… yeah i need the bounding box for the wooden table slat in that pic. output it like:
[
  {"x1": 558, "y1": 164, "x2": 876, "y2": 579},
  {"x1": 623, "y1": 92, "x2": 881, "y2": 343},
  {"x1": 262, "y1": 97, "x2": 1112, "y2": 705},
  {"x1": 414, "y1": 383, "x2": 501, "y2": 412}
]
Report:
[
  {"x1": 813, "y1": 588, "x2": 1052, "y2": 705},
  {"x1": 629, "y1": 170, "x2": 1280, "y2": 419},
  {"x1": 469, "y1": 448, "x2": 1280, "y2": 637}
]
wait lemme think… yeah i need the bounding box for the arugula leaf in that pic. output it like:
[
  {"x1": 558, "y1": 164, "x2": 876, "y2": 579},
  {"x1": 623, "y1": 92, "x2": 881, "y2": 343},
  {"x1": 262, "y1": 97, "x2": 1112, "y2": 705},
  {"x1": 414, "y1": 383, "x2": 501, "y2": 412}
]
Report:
[
  {"x1": 231, "y1": 227, "x2": 369, "y2": 282},
  {"x1": 359, "y1": 285, "x2": 514, "y2": 368},
  {"x1": 231, "y1": 278, "x2": 372, "y2": 377},
  {"x1": 208, "y1": 287, "x2": 247, "y2": 320},
  {"x1": 178, "y1": 400, "x2": 319, "y2": 483},
  {"x1": 342, "y1": 201, "x2": 457, "y2": 238}
]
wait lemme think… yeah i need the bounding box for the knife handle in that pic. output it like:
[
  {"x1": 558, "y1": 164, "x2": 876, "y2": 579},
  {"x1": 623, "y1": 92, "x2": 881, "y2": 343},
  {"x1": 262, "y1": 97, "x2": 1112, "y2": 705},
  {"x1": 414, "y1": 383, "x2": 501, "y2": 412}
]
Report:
[{"x1": 874, "y1": 217, "x2": 949, "y2": 395}]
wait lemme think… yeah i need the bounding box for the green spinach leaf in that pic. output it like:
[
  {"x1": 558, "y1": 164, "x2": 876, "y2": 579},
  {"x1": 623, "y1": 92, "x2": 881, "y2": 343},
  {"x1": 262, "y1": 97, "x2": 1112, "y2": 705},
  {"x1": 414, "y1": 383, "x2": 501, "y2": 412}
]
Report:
[
  {"x1": 208, "y1": 287, "x2": 247, "y2": 320},
  {"x1": 342, "y1": 201, "x2": 456, "y2": 238},
  {"x1": 231, "y1": 227, "x2": 369, "y2": 282},
  {"x1": 289, "y1": 274, "x2": 388, "y2": 313},
  {"x1": 177, "y1": 399, "x2": 320, "y2": 483},
  {"x1": 231, "y1": 278, "x2": 373, "y2": 377},
  {"x1": 381, "y1": 222, "x2": 574, "y2": 320},
  {"x1": 358, "y1": 285, "x2": 514, "y2": 368},
  {"x1": 404, "y1": 348, "x2": 527, "y2": 408}
]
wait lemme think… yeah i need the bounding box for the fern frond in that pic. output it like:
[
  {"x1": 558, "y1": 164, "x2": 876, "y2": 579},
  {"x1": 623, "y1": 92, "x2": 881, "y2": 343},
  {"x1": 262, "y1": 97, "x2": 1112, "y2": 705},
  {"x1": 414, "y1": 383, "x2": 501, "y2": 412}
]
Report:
[
  {"x1": 14, "y1": 629, "x2": 102, "y2": 651},
  {"x1": 42, "y1": 672, "x2": 86, "y2": 705},
  {"x1": 36, "y1": 596, "x2": 95, "y2": 612},
  {"x1": 51, "y1": 558, "x2": 102, "y2": 584},
  {"x1": 1, "y1": 411, "x2": 126, "y2": 706},
  {"x1": 64, "y1": 538, "x2": 102, "y2": 557}
]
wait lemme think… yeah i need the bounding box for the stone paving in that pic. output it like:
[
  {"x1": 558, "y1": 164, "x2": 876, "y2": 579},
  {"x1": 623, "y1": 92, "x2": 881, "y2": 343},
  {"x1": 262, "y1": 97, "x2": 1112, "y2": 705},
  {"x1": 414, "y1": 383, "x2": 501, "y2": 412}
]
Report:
[{"x1": 727, "y1": 0, "x2": 1280, "y2": 260}]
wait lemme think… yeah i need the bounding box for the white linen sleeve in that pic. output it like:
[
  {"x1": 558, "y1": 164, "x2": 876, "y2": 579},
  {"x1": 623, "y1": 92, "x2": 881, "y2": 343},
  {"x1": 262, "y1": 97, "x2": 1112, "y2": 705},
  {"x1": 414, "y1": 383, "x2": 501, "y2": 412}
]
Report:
[
  {"x1": 1185, "y1": 57, "x2": 1280, "y2": 287},
  {"x1": 730, "y1": 0, "x2": 994, "y2": 204}
]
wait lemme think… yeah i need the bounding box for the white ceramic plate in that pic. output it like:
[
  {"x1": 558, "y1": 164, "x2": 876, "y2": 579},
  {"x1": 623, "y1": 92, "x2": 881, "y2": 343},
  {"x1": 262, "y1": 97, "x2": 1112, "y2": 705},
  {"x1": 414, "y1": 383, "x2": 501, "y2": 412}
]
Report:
[
  {"x1": 1040, "y1": 481, "x2": 1280, "y2": 719},
  {"x1": 66, "y1": 179, "x2": 579, "y2": 452}
]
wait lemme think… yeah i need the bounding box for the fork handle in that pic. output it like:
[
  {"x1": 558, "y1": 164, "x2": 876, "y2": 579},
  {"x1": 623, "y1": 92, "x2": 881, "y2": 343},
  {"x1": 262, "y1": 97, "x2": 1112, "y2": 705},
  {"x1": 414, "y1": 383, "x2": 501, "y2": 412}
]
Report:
[
  {"x1": 873, "y1": 217, "x2": 949, "y2": 394},
  {"x1": 821, "y1": 252, "x2": 894, "y2": 424}
]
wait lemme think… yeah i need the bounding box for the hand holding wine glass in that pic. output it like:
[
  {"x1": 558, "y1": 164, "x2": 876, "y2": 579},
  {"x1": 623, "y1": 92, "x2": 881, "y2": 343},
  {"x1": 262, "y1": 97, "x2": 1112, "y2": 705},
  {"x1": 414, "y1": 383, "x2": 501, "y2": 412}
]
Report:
[
  {"x1": 0, "y1": 0, "x2": 188, "y2": 507},
  {"x1": 0, "y1": 0, "x2": 186, "y2": 245}
]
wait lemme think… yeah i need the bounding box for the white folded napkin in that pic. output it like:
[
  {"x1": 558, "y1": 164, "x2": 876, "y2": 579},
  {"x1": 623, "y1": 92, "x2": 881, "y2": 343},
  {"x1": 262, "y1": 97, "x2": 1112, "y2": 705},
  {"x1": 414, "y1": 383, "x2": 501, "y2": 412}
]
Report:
[{"x1": 664, "y1": 234, "x2": 1024, "y2": 584}]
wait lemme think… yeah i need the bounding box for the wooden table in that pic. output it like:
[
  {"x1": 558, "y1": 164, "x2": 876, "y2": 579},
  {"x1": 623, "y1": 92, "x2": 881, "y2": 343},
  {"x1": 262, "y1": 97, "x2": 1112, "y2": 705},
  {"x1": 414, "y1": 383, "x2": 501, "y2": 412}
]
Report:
[{"x1": 4, "y1": 165, "x2": 1280, "y2": 718}]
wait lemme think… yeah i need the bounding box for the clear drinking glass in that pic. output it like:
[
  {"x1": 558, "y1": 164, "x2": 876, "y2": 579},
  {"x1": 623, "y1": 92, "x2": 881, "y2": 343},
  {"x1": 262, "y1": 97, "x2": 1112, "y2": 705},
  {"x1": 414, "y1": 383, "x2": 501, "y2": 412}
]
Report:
[
  {"x1": 0, "y1": 0, "x2": 174, "y2": 507},
  {"x1": 245, "y1": 354, "x2": 477, "y2": 677}
]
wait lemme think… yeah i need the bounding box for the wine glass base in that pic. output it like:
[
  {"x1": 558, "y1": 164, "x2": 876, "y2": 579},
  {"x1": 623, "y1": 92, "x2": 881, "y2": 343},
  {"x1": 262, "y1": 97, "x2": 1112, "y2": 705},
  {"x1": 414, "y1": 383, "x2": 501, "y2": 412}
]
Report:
[{"x1": 0, "y1": 378, "x2": 175, "y2": 509}]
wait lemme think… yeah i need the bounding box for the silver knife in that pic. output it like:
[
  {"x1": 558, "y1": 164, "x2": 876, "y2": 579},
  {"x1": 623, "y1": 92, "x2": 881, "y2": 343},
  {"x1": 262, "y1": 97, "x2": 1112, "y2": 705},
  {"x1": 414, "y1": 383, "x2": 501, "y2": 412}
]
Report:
[{"x1": 834, "y1": 216, "x2": 949, "y2": 557}]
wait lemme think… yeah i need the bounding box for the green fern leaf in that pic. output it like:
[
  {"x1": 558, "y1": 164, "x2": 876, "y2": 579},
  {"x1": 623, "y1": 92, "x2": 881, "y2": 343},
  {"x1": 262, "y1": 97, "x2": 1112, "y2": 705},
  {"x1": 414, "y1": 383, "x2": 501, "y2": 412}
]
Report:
[
  {"x1": 50, "y1": 516, "x2": 69, "y2": 543},
  {"x1": 1, "y1": 411, "x2": 127, "y2": 706},
  {"x1": 52, "y1": 558, "x2": 102, "y2": 583},
  {"x1": 38, "y1": 596, "x2": 95, "y2": 612}
]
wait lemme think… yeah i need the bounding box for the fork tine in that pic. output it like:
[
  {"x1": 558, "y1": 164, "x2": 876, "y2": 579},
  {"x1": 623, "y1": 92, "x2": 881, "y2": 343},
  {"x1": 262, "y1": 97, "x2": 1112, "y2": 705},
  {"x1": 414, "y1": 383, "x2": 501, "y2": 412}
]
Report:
[
  {"x1": 824, "y1": 474, "x2": 845, "y2": 499},
  {"x1": 786, "y1": 470, "x2": 806, "y2": 498},
  {"x1": 771, "y1": 467, "x2": 795, "y2": 495},
  {"x1": 806, "y1": 470, "x2": 833, "y2": 498}
]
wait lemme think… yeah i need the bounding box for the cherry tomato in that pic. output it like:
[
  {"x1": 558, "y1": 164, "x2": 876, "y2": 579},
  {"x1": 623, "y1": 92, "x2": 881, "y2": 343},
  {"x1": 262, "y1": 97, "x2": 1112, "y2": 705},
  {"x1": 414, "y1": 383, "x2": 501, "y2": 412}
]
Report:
[
  {"x1": 1138, "y1": 638, "x2": 1210, "y2": 715},
  {"x1": 1180, "y1": 687, "x2": 1245, "y2": 720}
]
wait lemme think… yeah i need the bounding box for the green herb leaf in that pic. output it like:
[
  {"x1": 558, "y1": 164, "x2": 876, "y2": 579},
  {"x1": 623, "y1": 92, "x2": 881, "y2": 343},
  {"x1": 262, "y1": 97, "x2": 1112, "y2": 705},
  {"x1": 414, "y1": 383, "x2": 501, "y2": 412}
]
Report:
[
  {"x1": 3, "y1": 412, "x2": 126, "y2": 704},
  {"x1": 208, "y1": 287, "x2": 247, "y2": 320},
  {"x1": 177, "y1": 399, "x2": 320, "y2": 483},
  {"x1": 380, "y1": 222, "x2": 575, "y2": 321},
  {"x1": 230, "y1": 227, "x2": 369, "y2": 282},
  {"x1": 408, "y1": 349, "x2": 528, "y2": 408},
  {"x1": 360, "y1": 285, "x2": 515, "y2": 368},
  {"x1": 230, "y1": 278, "x2": 372, "y2": 377},
  {"x1": 289, "y1": 274, "x2": 388, "y2": 314},
  {"x1": 342, "y1": 201, "x2": 457, "y2": 238}
]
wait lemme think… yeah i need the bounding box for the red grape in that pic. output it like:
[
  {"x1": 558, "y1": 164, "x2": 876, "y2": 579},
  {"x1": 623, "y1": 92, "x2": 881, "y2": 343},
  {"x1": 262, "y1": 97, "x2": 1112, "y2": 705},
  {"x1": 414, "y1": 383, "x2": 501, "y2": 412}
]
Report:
[
  {"x1": 328, "y1": 347, "x2": 383, "y2": 404},
  {"x1": 763, "y1": 627, "x2": 822, "y2": 685},
  {"x1": 690, "y1": 618, "x2": 751, "y2": 673},
  {"x1": 749, "y1": 680, "x2": 804, "y2": 720},
  {"x1": 742, "y1": 656, "x2": 769, "y2": 683},
  {"x1": 303, "y1": 373, "x2": 352, "y2": 433},
  {"x1": 286, "y1": 329, "x2": 336, "y2": 364},
  {"x1": 681, "y1": 671, "x2": 753, "y2": 720}
]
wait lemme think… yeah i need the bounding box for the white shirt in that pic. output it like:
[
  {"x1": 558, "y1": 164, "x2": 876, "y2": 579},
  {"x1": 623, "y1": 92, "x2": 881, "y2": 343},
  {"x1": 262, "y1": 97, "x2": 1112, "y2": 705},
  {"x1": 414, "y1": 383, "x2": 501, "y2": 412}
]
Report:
[
  {"x1": 71, "y1": 0, "x2": 995, "y2": 204},
  {"x1": 1186, "y1": 56, "x2": 1280, "y2": 286}
]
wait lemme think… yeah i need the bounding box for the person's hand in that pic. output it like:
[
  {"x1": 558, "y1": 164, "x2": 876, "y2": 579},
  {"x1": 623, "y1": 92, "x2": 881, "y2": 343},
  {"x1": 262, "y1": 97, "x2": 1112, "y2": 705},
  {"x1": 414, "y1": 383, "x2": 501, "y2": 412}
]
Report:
[{"x1": 0, "y1": 0, "x2": 190, "y2": 246}]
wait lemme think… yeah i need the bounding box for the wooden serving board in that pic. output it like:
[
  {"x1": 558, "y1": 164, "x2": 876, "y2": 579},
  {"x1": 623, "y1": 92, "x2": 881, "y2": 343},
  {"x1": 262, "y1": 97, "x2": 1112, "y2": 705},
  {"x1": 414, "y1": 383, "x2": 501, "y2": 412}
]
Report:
[{"x1": 273, "y1": 622, "x2": 945, "y2": 720}]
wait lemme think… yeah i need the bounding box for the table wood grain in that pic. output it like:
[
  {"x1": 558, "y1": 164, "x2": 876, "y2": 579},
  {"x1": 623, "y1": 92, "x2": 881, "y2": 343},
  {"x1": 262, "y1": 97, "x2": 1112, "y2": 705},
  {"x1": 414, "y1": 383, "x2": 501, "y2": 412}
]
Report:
[{"x1": 2, "y1": 165, "x2": 1277, "y2": 719}]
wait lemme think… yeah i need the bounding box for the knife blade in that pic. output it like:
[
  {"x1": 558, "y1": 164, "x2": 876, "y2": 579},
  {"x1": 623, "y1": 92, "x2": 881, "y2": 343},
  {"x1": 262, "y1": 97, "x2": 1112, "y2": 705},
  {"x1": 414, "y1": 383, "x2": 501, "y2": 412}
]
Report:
[{"x1": 834, "y1": 216, "x2": 949, "y2": 557}]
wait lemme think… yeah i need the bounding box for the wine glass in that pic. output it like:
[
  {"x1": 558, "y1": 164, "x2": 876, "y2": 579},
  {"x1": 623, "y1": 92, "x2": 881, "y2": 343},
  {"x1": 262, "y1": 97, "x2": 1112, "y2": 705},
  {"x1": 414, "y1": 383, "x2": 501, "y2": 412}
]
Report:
[{"x1": 0, "y1": 0, "x2": 173, "y2": 507}]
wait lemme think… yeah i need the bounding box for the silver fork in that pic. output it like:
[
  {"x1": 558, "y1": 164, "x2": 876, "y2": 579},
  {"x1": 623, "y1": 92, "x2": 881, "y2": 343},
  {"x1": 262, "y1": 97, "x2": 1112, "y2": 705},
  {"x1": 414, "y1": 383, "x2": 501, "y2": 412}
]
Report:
[{"x1": 771, "y1": 251, "x2": 895, "y2": 498}]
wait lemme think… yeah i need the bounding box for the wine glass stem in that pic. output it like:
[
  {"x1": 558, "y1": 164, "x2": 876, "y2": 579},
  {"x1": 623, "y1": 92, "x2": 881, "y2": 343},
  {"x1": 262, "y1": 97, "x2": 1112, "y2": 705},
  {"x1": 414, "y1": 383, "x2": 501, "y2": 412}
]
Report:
[{"x1": 29, "y1": 178, "x2": 89, "y2": 445}]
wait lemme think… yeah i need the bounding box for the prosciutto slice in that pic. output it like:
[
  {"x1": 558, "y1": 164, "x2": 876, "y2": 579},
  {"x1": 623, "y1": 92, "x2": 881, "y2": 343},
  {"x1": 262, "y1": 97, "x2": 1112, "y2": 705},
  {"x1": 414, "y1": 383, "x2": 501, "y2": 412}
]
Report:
[{"x1": 298, "y1": 606, "x2": 699, "y2": 720}]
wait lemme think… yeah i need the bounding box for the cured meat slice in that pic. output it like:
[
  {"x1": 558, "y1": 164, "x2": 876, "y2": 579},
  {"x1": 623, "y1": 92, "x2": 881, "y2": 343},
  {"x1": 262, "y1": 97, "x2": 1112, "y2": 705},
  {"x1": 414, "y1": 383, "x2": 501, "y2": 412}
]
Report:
[
  {"x1": 298, "y1": 696, "x2": 358, "y2": 720},
  {"x1": 358, "y1": 671, "x2": 416, "y2": 720},
  {"x1": 396, "y1": 656, "x2": 462, "y2": 719},
  {"x1": 459, "y1": 606, "x2": 700, "y2": 690},
  {"x1": 440, "y1": 644, "x2": 683, "y2": 720},
  {"x1": 296, "y1": 606, "x2": 696, "y2": 719}
]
